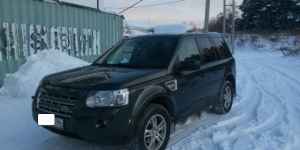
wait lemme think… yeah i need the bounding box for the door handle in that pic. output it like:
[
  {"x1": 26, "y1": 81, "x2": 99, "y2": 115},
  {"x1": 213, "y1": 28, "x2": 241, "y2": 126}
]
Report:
[{"x1": 199, "y1": 73, "x2": 205, "y2": 78}]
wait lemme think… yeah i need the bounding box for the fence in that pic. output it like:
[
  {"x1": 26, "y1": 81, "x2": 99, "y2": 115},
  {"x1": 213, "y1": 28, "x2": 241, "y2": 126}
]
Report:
[
  {"x1": 0, "y1": 0, "x2": 124, "y2": 86},
  {"x1": 235, "y1": 34, "x2": 300, "y2": 50}
]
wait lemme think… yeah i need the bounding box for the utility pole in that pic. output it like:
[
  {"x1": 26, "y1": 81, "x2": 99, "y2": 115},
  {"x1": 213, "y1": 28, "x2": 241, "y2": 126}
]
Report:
[
  {"x1": 223, "y1": 0, "x2": 236, "y2": 53},
  {"x1": 204, "y1": 0, "x2": 210, "y2": 32},
  {"x1": 223, "y1": 0, "x2": 227, "y2": 33},
  {"x1": 97, "y1": 0, "x2": 99, "y2": 10},
  {"x1": 232, "y1": 0, "x2": 236, "y2": 38},
  {"x1": 231, "y1": 0, "x2": 236, "y2": 53}
]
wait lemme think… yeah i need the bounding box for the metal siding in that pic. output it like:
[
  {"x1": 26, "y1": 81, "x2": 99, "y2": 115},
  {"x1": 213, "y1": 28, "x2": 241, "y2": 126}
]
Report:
[{"x1": 0, "y1": 0, "x2": 123, "y2": 87}]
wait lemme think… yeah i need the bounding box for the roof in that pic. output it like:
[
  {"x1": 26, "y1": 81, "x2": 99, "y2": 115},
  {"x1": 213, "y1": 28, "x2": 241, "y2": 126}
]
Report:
[{"x1": 43, "y1": 0, "x2": 123, "y2": 18}]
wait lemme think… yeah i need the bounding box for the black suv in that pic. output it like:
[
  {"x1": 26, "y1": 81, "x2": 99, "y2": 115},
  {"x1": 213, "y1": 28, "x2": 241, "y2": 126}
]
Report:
[{"x1": 32, "y1": 33, "x2": 236, "y2": 150}]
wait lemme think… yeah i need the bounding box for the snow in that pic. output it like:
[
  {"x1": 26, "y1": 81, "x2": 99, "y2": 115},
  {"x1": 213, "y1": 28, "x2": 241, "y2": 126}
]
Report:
[
  {"x1": 169, "y1": 47, "x2": 300, "y2": 150},
  {"x1": 1, "y1": 42, "x2": 300, "y2": 149},
  {"x1": 125, "y1": 22, "x2": 192, "y2": 36},
  {"x1": 0, "y1": 50, "x2": 89, "y2": 98},
  {"x1": 153, "y1": 24, "x2": 191, "y2": 34},
  {"x1": 126, "y1": 21, "x2": 154, "y2": 30}
]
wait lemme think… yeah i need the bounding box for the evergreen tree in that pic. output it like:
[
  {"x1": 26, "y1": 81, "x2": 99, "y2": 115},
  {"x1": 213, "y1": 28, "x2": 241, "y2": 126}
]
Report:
[
  {"x1": 208, "y1": 11, "x2": 236, "y2": 33},
  {"x1": 239, "y1": 0, "x2": 300, "y2": 32}
]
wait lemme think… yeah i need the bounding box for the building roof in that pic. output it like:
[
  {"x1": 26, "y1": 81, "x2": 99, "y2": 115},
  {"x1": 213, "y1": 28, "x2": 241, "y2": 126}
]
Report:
[{"x1": 42, "y1": 0, "x2": 123, "y2": 18}]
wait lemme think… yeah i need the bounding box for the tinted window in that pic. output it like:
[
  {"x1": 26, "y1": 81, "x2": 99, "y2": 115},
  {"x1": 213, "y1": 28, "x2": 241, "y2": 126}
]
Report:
[
  {"x1": 177, "y1": 37, "x2": 201, "y2": 66},
  {"x1": 196, "y1": 37, "x2": 218, "y2": 64},
  {"x1": 95, "y1": 36, "x2": 179, "y2": 69},
  {"x1": 213, "y1": 38, "x2": 232, "y2": 59}
]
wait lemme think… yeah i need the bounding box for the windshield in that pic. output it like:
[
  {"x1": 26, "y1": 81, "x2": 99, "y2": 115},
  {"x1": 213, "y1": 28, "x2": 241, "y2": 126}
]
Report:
[{"x1": 95, "y1": 36, "x2": 179, "y2": 69}]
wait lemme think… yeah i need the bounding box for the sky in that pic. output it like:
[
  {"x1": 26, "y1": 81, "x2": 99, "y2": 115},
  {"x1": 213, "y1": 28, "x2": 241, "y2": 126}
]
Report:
[{"x1": 62, "y1": 0, "x2": 243, "y2": 27}]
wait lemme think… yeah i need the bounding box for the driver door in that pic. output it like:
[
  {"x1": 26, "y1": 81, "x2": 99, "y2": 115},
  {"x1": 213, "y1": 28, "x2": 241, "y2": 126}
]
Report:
[{"x1": 173, "y1": 36, "x2": 204, "y2": 117}]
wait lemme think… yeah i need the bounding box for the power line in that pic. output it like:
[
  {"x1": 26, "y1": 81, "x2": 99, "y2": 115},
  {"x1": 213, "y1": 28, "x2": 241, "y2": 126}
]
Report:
[
  {"x1": 118, "y1": 0, "x2": 144, "y2": 14},
  {"x1": 109, "y1": 0, "x2": 185, "y2": 11},
  {"x1": 124, "y1": 0, "x2": 185, "y2": 9}
]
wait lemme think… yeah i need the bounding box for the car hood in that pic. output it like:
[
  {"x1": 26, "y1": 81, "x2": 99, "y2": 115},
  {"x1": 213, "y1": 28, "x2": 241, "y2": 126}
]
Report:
[{"x1": 43, "y1": 65, "x2": 165, "y2": 90}]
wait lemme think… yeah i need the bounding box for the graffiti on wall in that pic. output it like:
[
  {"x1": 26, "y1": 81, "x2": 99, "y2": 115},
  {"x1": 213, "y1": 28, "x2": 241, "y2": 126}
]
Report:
[{"x1": 0, "y1": 22, "x2": 101, "y2": 61}]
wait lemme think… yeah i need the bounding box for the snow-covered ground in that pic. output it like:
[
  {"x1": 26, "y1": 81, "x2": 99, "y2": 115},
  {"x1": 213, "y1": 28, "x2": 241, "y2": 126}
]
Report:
[
  {"x1": 1, "y1": 46, "x2": 300, "y2": 150},
  {"x1": 169, "y1": 48, "x2": 300, "y2": 150}
]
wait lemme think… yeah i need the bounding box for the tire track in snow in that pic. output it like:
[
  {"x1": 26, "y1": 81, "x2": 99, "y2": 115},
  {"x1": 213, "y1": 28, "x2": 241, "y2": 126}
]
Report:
[
  {"x1": 246, "y1": 60, "x2": 300, "y2": 113},
  {"x1": 210, "y1": 62, "x2": 284, "y2": 144},
  {"x1": 247, "y1": 61, "x2": 300, "y2": 150},
  {"x1": 167, "y1": 61, "x2": 279, "y2": 150},
  {"x1": 168, "y1": 59, "x2": 291, "y2": 150},
  {"x1": 254, "y1": 63, "x2": 300, "y2": 111},
  {"x1": 241, "y1": 61, "x2": 292, "y2": 150}
]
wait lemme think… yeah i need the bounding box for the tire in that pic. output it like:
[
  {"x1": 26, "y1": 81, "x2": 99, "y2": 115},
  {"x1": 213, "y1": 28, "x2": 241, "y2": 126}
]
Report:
[
  {"x1": 211, "y1": 81, "x2": 234, "y2": 114},
  {"x1": 134, "y1": 104, "x2": 171, "y2": 150}
]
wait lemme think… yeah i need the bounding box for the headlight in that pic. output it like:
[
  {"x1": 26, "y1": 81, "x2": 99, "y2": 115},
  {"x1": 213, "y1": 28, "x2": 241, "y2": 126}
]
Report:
[{"x1": 86, "y1": 89, "x2": 129, "y2": 108}]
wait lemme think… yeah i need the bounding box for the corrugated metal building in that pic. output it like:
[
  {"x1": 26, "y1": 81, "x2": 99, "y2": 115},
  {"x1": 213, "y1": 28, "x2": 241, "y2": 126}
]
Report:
[{"x1": 0, "y1": 0, "x2": 124, "y2": 86}]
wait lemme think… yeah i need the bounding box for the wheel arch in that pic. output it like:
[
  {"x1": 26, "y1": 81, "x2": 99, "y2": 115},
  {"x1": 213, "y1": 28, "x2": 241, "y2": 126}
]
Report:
[
  {"x1": 148, "y1": 95, "x2": 175, "y2": 119},
  {"x1": 131, "y1": 85, "x2": 176, "y2": 122}
]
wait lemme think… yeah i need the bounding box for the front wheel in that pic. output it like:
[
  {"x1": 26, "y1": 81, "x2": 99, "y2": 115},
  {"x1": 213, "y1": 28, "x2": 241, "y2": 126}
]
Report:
[
  {"x1": 135, "y1": 104, "x2": 171, "y2": 150},
  {"x1": 211, "y1": 81, "x2": 234, "y2": 114}
]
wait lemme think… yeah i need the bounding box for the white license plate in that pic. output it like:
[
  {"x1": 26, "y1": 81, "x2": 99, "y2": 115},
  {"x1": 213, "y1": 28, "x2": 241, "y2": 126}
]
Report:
[
  {"x1": 38, "y1": 114, "x2": 64, "y2": 130},
  {"x1": 38, "y1": 114, "x2": 55, "y2": 125},
  {"x1": 54, "y1": 117, "x2": 64, "y2": 130}
]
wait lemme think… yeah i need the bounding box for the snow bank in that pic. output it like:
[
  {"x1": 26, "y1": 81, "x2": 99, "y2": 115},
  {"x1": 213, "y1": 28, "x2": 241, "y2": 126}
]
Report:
[
  {"x1": 0, "y1": 50, "x2": 89, "y2": 98},
  {"x1": 126, "y1": 21, "x2": 153, "y2": 30},
  {"x1": 125, "y1": 23, "x2": 192, "y2": 36},
  {"x1": 153, "y1": 24, "x2": 191, "y2": 34}
]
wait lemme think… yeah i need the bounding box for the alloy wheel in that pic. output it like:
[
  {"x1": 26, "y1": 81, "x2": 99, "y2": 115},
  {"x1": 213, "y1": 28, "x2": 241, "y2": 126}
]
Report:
[
  {"x1": 223, "y1": 84, "x2": 233, "y2": 110},
  {"x1": 144, "y1": 114, "x2": 167, "y2": 150}
]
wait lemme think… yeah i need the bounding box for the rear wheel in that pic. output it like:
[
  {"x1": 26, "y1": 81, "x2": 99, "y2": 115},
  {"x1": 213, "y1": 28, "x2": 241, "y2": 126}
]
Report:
[
  {"x1": 212, "y1": 81, "x2": 234, "y2": 114},
  {"x1": 135, "y1": 104, "x2": 171, "y2": 150}
]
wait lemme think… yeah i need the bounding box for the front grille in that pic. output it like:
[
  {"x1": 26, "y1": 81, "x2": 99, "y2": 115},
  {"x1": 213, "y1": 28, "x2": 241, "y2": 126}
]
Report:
[{"x1": 37, "y1": 88, "x2": 80, "y2": 118}]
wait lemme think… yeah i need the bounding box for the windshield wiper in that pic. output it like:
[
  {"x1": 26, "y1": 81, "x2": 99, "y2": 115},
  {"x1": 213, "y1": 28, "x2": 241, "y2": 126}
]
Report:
[
  {"x1": 93, "y1": 63, "x2": 136, "y2": 68},
  {"x1": 93, "y1": 63, "x2": 163, "y2": 69}
]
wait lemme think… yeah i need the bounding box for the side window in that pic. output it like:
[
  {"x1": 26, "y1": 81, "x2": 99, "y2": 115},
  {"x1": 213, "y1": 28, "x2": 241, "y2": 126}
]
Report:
[
  {"x1": 214, "y1": 38, "x2": 232, "y2": 59},
  {"x1": 177, "y1": 37, "x2": 201, "y2": 66},
  {"x1": 196, "y1": 37, "x2": 218, "y2": 64}
]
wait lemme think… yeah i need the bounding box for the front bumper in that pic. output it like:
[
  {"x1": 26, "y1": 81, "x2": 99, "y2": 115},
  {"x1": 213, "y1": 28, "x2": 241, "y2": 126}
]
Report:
[{"x1": 32, "y1": 98, "x2": 136, "y2": 145}]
